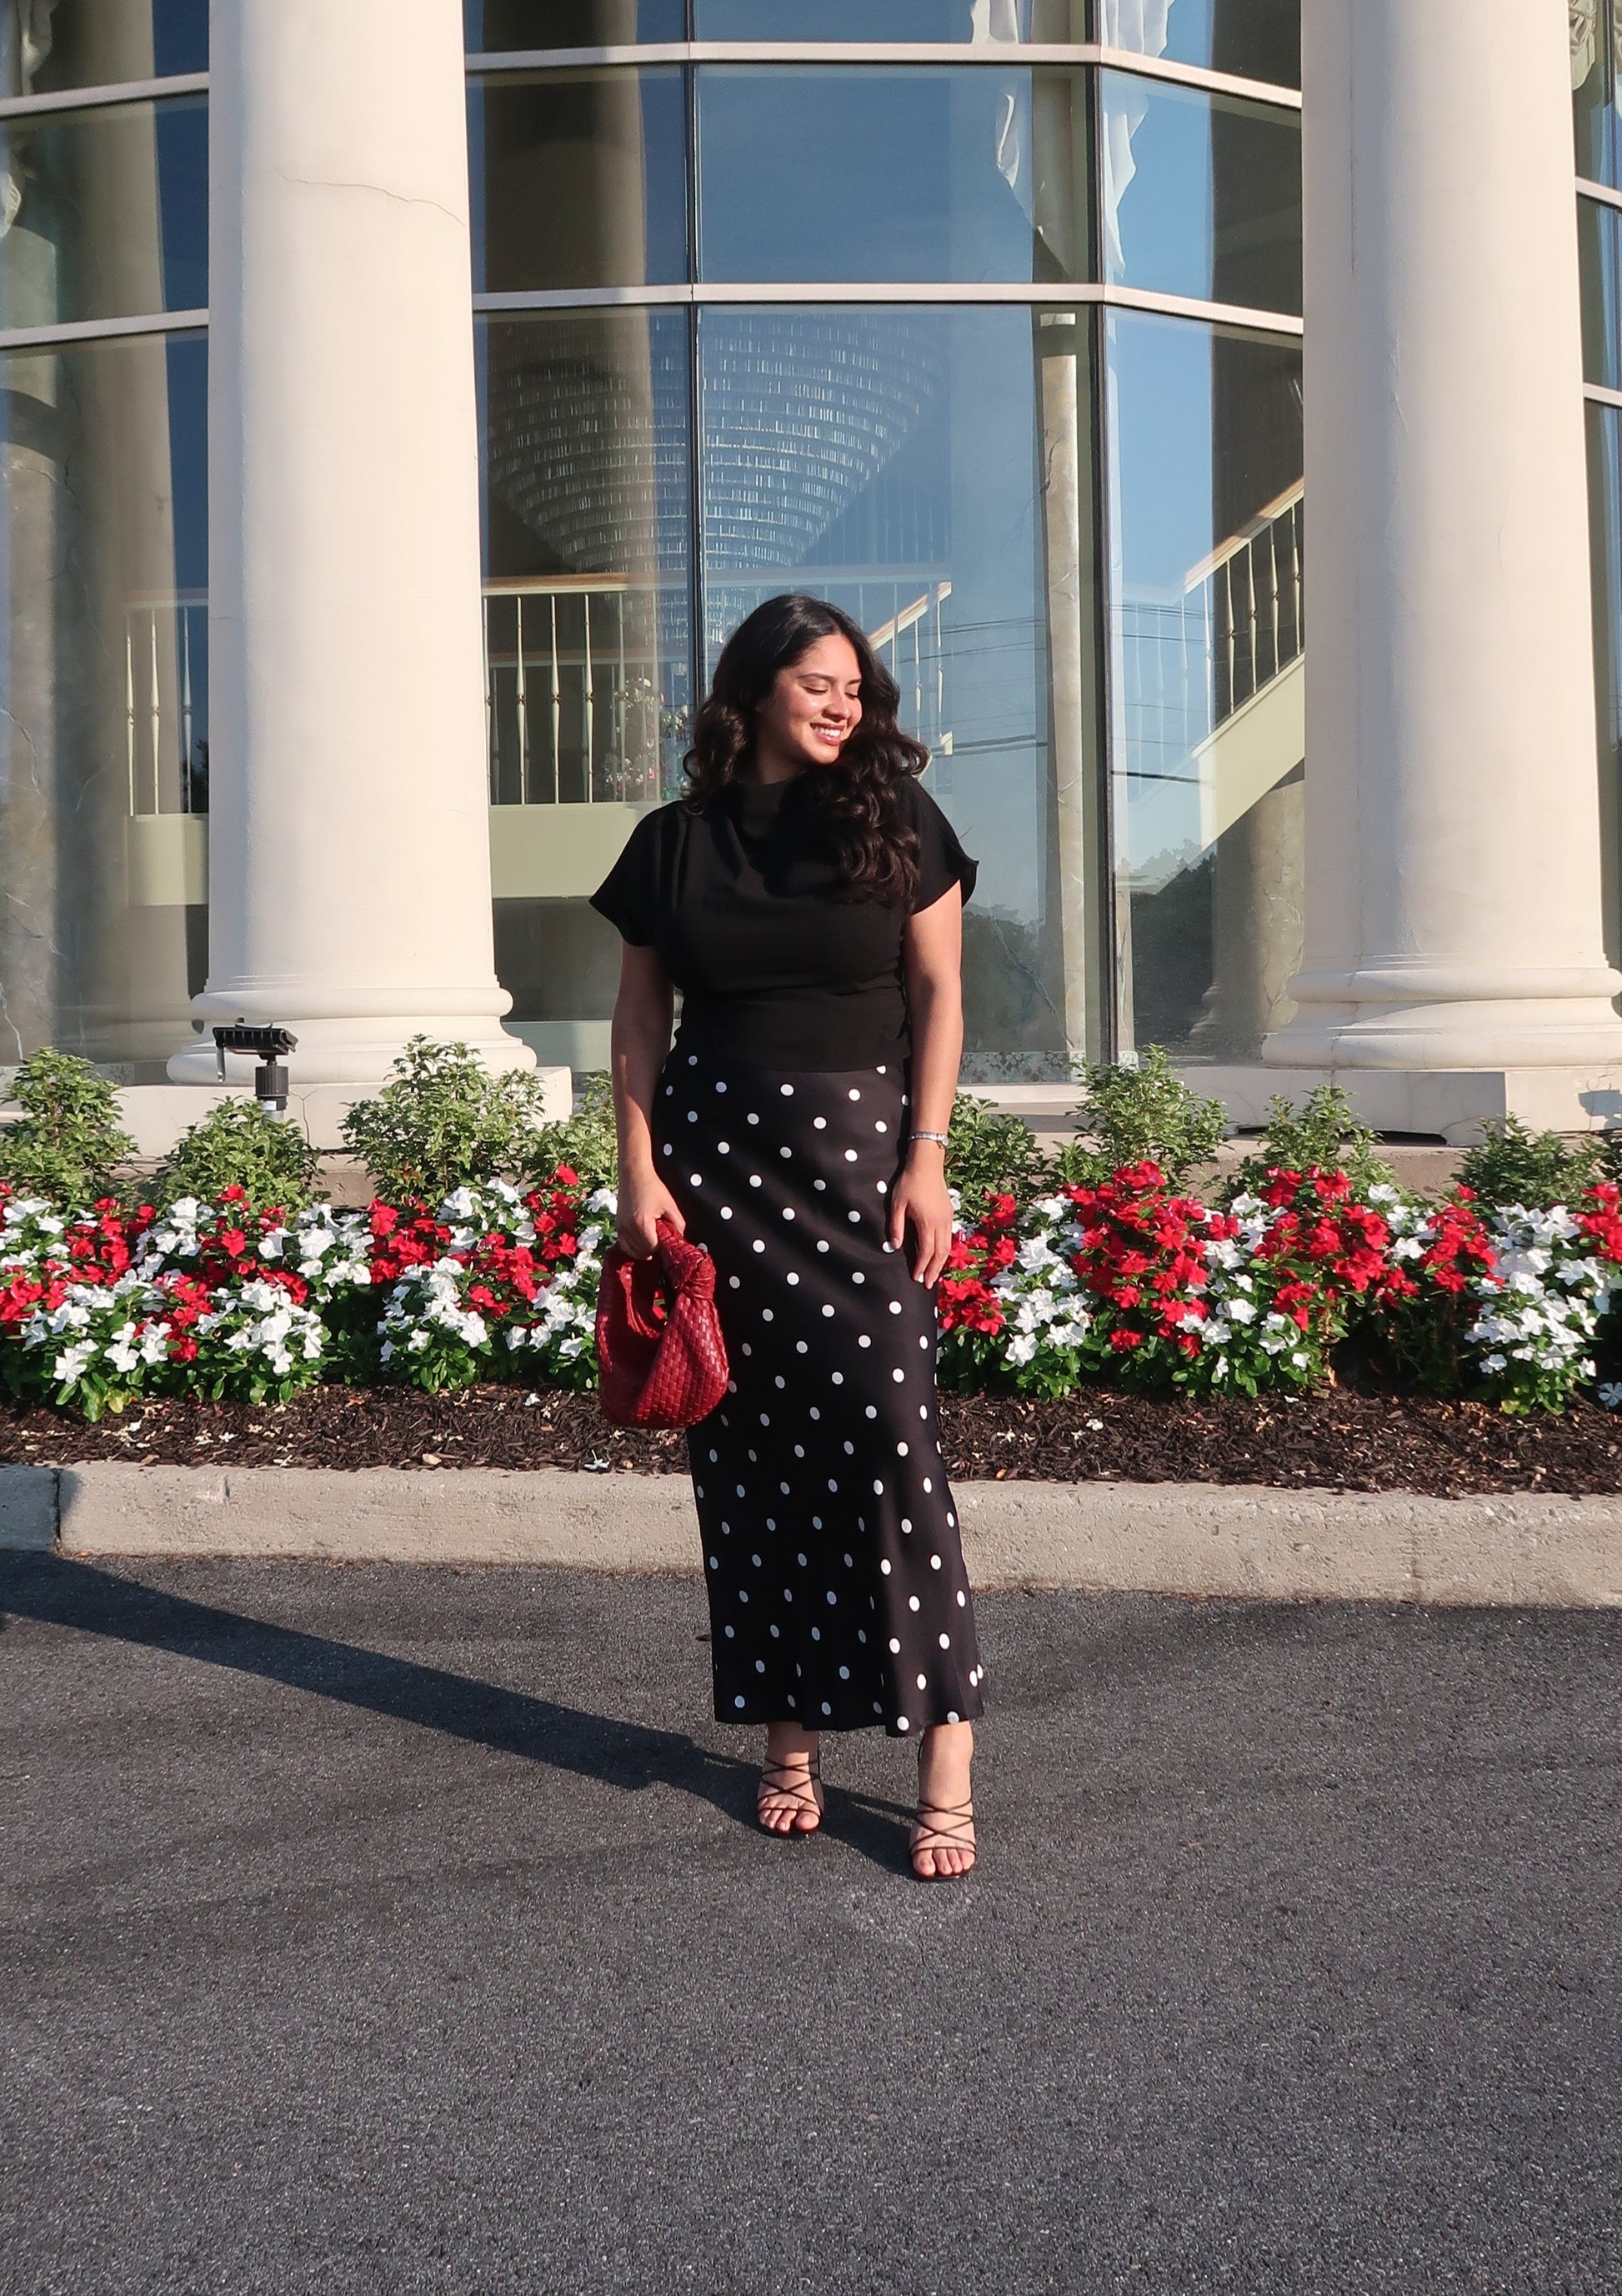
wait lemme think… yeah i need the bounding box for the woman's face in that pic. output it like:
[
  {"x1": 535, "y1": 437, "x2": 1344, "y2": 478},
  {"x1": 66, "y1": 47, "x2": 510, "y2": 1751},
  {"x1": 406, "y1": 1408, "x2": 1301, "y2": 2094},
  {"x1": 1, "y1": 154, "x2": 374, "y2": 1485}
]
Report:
[{"x1": 753, "y1": 633, "x2": 864, "y2": 771}]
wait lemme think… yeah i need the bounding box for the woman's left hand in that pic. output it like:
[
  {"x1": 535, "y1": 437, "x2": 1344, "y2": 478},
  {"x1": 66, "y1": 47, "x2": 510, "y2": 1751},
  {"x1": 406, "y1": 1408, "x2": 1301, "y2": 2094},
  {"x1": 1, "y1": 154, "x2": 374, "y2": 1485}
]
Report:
[{"x1": 888, "y1": 1154, "x2": 955, "y2": 1286}]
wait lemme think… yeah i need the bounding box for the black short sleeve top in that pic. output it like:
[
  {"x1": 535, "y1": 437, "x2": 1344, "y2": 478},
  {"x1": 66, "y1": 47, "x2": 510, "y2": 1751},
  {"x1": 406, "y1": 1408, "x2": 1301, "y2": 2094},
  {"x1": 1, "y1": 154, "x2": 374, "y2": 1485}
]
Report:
[{"x1": 588, "y1": 771, "x2": 978, "y2": 1070}]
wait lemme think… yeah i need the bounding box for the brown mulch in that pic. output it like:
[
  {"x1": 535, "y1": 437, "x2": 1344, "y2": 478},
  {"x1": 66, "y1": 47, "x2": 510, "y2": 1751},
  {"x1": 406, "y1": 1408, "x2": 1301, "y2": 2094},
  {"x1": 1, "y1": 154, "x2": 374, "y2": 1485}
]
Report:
[{"x1": 1, "y1": 1381, "x2": 1620, "y2": 1497}]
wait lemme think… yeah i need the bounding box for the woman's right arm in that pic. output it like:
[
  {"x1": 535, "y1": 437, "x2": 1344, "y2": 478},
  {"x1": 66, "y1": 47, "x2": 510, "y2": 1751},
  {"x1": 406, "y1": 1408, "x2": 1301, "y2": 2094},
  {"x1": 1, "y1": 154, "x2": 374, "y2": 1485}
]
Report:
[{"x1": 608, "y1": 940, "x2": 688, "y2": 1256}]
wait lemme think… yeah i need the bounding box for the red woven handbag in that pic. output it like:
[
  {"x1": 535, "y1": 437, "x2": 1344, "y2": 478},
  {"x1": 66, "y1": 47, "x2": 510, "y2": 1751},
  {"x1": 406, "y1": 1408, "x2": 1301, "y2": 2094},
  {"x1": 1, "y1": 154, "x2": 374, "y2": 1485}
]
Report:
[{"x1": 594, "y1": 1216, "x2": 729, "y2": 1428}]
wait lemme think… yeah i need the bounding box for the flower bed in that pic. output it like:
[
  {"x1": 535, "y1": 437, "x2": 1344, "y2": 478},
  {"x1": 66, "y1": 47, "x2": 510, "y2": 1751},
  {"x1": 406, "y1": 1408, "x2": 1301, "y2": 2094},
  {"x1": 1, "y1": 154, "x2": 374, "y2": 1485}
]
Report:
[{"x1": 3, "y1": 1162, "x2": 1620, "y2": 1422}]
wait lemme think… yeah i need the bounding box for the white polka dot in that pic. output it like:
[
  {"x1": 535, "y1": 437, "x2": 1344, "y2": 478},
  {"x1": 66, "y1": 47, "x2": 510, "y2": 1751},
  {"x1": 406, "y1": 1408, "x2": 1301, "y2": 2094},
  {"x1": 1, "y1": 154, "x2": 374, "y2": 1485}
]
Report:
[
  {"x1": 782, "y1": 1208, "x2": 795, "y2": 1221},
  {"x1": 956, "y1": 1589, "x2": 967, "y2": 1607},
  {"x1": 849, "y1": 1211, "x2": 862, "y2": 1224},
  {"x1": 865, "y1": 1406, "x2": 878, "y2": 1421},
  {"x1": 872, "y1": 1479, "x2": 884, "y2": 1495},
  {"x1": 661, "y1": 1143, "x2": 673, "y2": 1156},
  {"x1": 919, "y1": 1335, "x2": 929, "y2": 1348},
  {"x1": 844, "y1": 1149, "x2": 859, "y2": 1163},
  {"x1": 947, "y1": 1710, "x2": 959, "y2": 1724},
  {"x1": 708, "y1": 1556, "x2": 718, "y2": 1570},
  {"x1": 780, "y1": 1083, "x2": 794, "y2": 1095},
  {"x1": 808, "y1": 1406, "x2": 820, "y2": 1421},
  {"x1": 708, "y1": 1448, "x2": 718, "y2": 1462},
  {"x1": 939, "y1": 1633, "x2": 950, "y2": 1650},
  {"x1": 821, "y1": 1702, "x2": 831, "y2": 1716},
  {"x1": 753, "y1": 1240, "x2": 766, "y2": 1254},
  {"x1": 897, "y1": 1716, "x2": 909, "y2": 1732},
  {"x1": 947, "y1": 1511, "x2": 956, "y2": 1528},
  {"x1": 717, "y1": 1140, "x2": 730, "y2": 1153},
  {"x1": 839, "y1": 1667, "x2": 850, "y2": 1681},
  {"x1": 747, "y1": 1113, "x2": 760, "y2": 1125},
  {"x1": 686, "y1": 1110, "x2": 697, "y2": 1123},
  {"x1": 720, "y1": 1206, "x2": 733, "y2": 1220},
  {"x1": 814, "y1": 1116, "x2": 827, "y2": 1130},
  {"x1": 909, "y1": 1596, "x2": 921, "y2": 1612},
  {"x1": 688, "y1": 1172, "x2": 702, "y2": 1186},
  {"x1": 920, "y1": 1406, "x2": 929, "y2": 1419},
  {"x1": 844, "y1": 1552, "x2": 854, "y2": 1566},
  {"x1": 892, "y1": 1367, "x2": 906, "y2": 1383},
  {"x1": 793, "y1": 1445, "x2": 805, "y2": 1460},
  {"x1": 786, "y1": 1271, "x2": 799, "y2": 1285},
  {"x1": 814, "y1": 1179, "x2": 827, "y2": 1192},
  {"x1": 901, "y1": 1516, "x2": 912, "y2": 1532},
  {"x1": 880, "y1": 1560, "x2": 892, "y2": 1576},
  {"x1": 826, "y1": 1591, "x2": 837, "y2": 1606},
  {"x1": 897, "y1": 1442, "x2": 909, "y2": 1456},
  {"x1": 755, "y1": 1659, "x2": 765, "y2": 1673},
  {"x1": 930, "y1": 1554, "x2": 942, "y2": 1570},
  {"x1": 779, "y1": 1145, "x2": 792, "y2": 1160},
  {"x1": 811, "y1": 1627, "x2": 820, "y2": 1642},
  {"x1": 858, "y1": 1336, "x2": 872, "y2": 1350},
  {"x1": 817, "y1": 1240, "x2": 830, "y2": 1253},
  {"x1": 844, "y1": 1440, "x2": 855, "y2": 1456},
  {"x1": 917, "y1": 1673, "x2": 928, "y2": 1690},
  {"x1": 852, "y1": 1271, "x2": 864, "y2": 1285},
  {"x1": 922, "y1": 1478, "x2": 932, "y2": 1492},
  {"x1": 889, "y1": 1636, "x2": 902, "y2": 1653},
  {"x1": 889, "y1": 1301, "x2": 903, "y2": 1316},
  {"x1": 761, "y1": 1308, "x2": 773, "y2": 1323},
  {"x1": 734, "y1": 1695, "x2": 745, "y2": 1707},
  {"x1": 831, "y1": 1371, "x2": 844, "y2": 1385},
  {"x1": 848, "y1": 1088, "x2": 861, "y2": 1100},
  {"x1": 748, "y1": 1174, "x2": 762, "y2": 1188},
  {"x1": 724, "y1": 1624, "x2": 734, "y2": 1637},
  {"x1": 875, "y1": 1120, "x2": 888, "y2": 1133},
  {"x1": 822, "y1": 1304, "x2": 835, "y2": 1317},
  {"x1": 877, "y1": 1181, "x2": 889, "y2": 1195},
  {"x1": 775, "y1": 1376, "x2": 786, "y2": 1389}
]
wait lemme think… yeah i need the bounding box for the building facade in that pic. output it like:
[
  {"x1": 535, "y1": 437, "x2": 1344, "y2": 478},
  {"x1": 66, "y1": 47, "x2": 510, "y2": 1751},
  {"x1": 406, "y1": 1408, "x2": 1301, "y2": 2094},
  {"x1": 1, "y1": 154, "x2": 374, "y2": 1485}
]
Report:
[{"x1": 0, "y1": 0, "x2": 1619, "y2": 1140}]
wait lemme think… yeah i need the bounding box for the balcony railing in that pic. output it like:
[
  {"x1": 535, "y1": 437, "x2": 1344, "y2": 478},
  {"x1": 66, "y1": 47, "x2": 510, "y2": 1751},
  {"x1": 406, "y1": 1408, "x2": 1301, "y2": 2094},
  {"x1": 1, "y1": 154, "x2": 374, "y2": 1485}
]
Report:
[{"x1": 126, "y1": 595, "x2": 208, "y2": 817}]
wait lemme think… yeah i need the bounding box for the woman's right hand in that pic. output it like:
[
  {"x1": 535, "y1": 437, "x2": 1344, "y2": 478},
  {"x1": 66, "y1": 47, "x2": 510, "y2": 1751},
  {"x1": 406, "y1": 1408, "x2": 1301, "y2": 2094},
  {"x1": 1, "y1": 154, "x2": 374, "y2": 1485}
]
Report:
[{"x1": 615, "y1": 1168, "x2": 688, "y2": 1258}]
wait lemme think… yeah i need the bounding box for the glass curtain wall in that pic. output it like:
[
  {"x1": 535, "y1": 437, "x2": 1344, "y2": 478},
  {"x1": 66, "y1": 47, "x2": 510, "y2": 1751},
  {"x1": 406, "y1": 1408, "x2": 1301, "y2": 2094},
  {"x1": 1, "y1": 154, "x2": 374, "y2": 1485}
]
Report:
[
  {"x1": 0, "y1": 3, "x2": 207, "y2": 1076},
  {"x1": 1577, "y1": 0, "x2": 1622, "y2": 970},
  {"x1": 468, "y1": 12, "x2": 1302, "y2": 1078}
]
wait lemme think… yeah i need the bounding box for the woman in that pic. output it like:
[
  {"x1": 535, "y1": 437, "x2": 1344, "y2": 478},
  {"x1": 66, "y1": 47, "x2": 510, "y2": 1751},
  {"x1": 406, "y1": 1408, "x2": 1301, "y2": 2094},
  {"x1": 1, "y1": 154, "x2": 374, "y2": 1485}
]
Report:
[{"x1": 589, "y1": 594, "x2": 983, "y2": 1881}]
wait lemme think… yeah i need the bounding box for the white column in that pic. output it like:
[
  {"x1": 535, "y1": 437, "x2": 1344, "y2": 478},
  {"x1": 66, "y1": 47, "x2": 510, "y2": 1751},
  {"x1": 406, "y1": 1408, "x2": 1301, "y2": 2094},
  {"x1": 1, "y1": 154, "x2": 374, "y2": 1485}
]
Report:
[
  {"x1": 1264, "y1": 0, "x2": 1622, "y2": 1092},
  {"x1": 170, "y1": 0, "x2": 531, "y2": 1087}
]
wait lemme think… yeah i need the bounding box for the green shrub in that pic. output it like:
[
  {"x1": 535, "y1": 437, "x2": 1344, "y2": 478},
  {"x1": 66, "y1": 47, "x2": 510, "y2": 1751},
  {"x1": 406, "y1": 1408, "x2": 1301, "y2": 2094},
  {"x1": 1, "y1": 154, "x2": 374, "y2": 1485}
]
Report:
[
  {"x1": 944, "y1": 1090, "x2": 1051, "y2": 1213},
  {"x1": 0, "y1": 1049, "x2": 135, "y2": 1207},
  {"x1": 156, "y1": 1096, "x2": 318, "y2": 1213},
  {"x1": 1222, "y1": 1085, "x2": 1395, "y2": 1203},
  {"x1": 523, "y1": 1070, "x2": 618, "y2": 1193},
  {"x1": 1456, "y1": 1115, "x2": 1600, "y2": 1213},
  {"x1": 1054, "y1": 1045, "x2": 1227, "y2": 1187},
  {"x1": 341, "y1": 1036, "x2": 553, "y2": 1201}
]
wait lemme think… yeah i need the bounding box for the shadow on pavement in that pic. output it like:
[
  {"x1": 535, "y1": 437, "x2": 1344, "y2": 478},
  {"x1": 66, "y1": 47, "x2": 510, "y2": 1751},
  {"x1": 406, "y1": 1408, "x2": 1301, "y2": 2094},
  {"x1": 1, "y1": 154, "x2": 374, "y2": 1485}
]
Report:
[{"x1": 0, "y1": 1553, "x2": 918, "y2": 1871}]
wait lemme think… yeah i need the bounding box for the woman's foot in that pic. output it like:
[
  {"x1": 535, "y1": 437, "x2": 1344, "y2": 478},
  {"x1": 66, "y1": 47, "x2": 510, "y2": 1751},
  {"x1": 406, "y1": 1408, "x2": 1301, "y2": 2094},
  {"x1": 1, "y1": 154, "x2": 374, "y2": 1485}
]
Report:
[
  {"x1": 757, "y1": 1721, "x2": 824, "y2": 1836},
  {"x1": 911, "y1": 1719, "x2": 976, "y2": 1880}
]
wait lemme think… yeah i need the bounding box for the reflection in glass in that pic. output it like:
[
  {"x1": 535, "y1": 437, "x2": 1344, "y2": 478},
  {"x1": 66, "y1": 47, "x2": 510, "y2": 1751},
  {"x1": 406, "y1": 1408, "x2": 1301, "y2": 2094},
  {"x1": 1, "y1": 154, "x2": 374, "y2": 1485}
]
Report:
[
  {"x1": 0, "y1": 333, "x2": 207, "y2": 1070},
  {"x1": 1574, "y1": 0, "x2": 1622, "y2": 188},
  {"x1": 470, "y1": 70, "x2": 687, "y2": 293},
  {"x1": 1099, "y1": 0, "x2": 1298, "y2": 92},
  {"x1": 465, "y1": 0, "x2": 686, "y2": 46},
  {"x1": 697, "y1": 68, "x2": 1091, "y2": 285},
  {"x1": 1587, "y1": 402, "x2": 1622, "y2": 965},
  {"x1": 699, "y1": 305, "x2": 1107, "y2": 1078},
  {"x1": 1579, "y1": 196, "x2": 1622, "y2": 390},
  {"x1": 1105, "y1": 310, "x2": 1303, "y2": 1060},
  {"x1": 0, "y1": 96, "x2": 206, "y2": 328},
  {"x1": 478, "y1": 311, "x2": 693, "y2": 1070},
  {"x1": 694, "y1": 2, "x2": 1087, "y2": 38},
  {"x1": 0, "y1": 0, "x2": 206, "y2": 91},
  {"x1": 1100, "y1": 71, "x2": 1299, "y2": 313}
]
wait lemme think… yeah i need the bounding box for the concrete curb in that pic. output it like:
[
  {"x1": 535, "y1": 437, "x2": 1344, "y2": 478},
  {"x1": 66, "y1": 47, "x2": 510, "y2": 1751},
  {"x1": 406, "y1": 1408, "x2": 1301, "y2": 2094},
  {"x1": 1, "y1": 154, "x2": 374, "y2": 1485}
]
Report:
[{"x1": 3, "y1": 1463, "x2": 1622, "y2": 1605}]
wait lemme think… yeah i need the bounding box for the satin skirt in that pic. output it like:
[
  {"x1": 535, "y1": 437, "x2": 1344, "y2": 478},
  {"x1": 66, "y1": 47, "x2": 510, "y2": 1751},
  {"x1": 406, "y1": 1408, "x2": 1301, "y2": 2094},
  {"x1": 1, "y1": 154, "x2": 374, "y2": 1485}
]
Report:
[{"x1": 653, "y1": 1041, "x2": 985, "y2": 1738}]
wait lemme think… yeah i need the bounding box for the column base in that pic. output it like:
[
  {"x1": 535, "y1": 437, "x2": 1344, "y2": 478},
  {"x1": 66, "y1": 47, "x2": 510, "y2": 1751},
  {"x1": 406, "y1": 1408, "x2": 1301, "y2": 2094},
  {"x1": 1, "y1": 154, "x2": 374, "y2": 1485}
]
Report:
[
  {"x1": 168, "y1": 1005, "x2": 537, "y2": 1090},
  {"x1": 113, "y1": 1071, "x2": 574, "y2": 1160},
  {"x1": 1192, "y1": 1064, "x2": 1622, "y2": 1145}
]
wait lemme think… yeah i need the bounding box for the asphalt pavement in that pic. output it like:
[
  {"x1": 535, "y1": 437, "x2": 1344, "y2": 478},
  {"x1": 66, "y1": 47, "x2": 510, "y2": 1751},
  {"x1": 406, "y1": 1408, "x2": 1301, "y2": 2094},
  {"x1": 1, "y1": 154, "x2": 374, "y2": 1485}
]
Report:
[{"x1": 3, "y1": 1554, "x2": 1620, "y2": 2295}]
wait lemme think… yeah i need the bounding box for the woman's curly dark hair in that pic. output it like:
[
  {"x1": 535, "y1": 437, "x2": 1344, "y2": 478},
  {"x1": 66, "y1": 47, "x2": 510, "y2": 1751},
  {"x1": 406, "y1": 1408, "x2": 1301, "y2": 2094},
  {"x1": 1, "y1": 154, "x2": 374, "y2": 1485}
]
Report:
[{"x1": 681, "y1": 593, "x2": 928, "y2": 909}]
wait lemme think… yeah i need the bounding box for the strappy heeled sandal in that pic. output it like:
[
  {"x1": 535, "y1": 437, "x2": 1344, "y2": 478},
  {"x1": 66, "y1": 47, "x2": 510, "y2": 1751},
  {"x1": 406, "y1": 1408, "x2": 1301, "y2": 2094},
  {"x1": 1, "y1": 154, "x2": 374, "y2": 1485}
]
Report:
[
  {"x1": 756, "y1": 1751, "x2": 824, "y2": 1837},
  {"x1": 909, "y1": 1798, "x2": 977, "y2": 1881}
]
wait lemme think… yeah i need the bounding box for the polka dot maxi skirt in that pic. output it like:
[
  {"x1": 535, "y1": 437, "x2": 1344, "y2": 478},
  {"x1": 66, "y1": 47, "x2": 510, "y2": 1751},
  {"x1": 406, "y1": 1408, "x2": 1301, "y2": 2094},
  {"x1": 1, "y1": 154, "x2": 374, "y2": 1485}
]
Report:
[{"x1": 654, "y1": 1044, "x2": 985, "y2": 1738}]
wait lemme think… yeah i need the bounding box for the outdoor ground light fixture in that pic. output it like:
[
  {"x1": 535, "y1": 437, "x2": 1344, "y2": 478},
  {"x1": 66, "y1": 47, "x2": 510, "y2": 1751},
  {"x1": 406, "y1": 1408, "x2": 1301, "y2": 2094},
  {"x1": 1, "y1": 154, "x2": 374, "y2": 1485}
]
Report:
[{"x1": 212, "y1": 1023, "x2": 298, "y2": 1114}]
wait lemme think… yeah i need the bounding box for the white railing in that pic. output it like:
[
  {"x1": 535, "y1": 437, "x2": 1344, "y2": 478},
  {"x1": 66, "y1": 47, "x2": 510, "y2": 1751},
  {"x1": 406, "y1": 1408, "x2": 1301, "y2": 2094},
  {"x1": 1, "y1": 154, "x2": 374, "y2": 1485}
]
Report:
[
  {"x1": 1116, "y1": 481, "x2": 1304, "y2": 790},
  {"x1": 484, "y1": 576, "x2": 684, "y2": 809}
]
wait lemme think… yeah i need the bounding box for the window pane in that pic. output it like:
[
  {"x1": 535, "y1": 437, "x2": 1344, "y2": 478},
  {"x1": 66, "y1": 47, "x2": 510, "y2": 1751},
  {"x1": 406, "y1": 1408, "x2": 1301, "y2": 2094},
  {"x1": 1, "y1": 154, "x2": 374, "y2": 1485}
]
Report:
[
  {"x1": 1587, "y1": 401, "x2": 1622, "y2": 966},
  {"x1": 0, "y1": 96, "x2": 206, "y2": 328},
  {"x1": 1579, "y1": 195, "x2": 1622, "y2": 391},
  {"x1": 1101, "y1": 72, "x2": 1299, "y2": 314},
  {"x1": 479, "y1": 310, "x2": 693, "y2": 1072},
  {"x1": 1106, "y1": 310, "x2": 1304, "y2": 1060},
  {"x1": 466, "y1": 0, "x2": 686, "y2": 48},
  {"x1": 697, "y1": 68, "x2": 1092, "y2": 284},
  {"x1": 0, "y1": 333, "x2": 208, "y2": 1072},
  {"x1": 700, "y1": 304, "x2": 1108, "y2": 1077},
  {"x1": 694, "y1": 2, "x2": 1087, "y2": 38},
  {"x1": 0, "y1": 0, "x2": 206, "y2": 91},
  {"x1": 1574, "y1": 0, "x2": 1620, "y2": 188},
  {"x1": 470, "y1": 70, "x2": 688, "y2": 292},
  {"x1": 1099, "y1": 0, "x2": 1298, "y2": 91}
]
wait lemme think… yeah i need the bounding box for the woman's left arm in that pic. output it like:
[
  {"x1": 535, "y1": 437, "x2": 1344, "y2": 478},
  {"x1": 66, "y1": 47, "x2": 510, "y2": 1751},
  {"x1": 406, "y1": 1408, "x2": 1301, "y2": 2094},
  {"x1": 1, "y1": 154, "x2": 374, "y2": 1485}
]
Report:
[{"x1": 889, "y1": 885, "x2": 964, "y2": 1286}]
